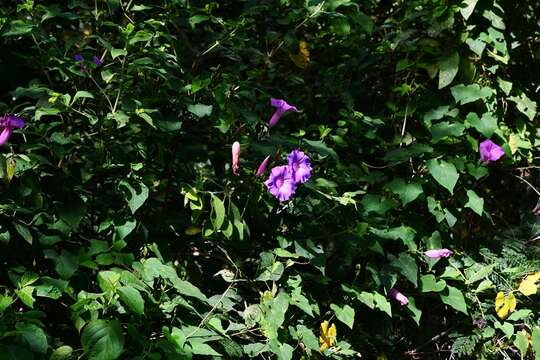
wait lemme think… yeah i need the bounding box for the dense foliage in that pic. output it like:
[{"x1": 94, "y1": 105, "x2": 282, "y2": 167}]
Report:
[{"x1": 1, "y1": 0, "x2": 540, "y2": 359}]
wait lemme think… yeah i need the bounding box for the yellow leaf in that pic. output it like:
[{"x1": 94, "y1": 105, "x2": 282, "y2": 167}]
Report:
[
  {"x1": 509, "y1": 134, "x2": 519, "y2": 155},
  {"x1": 518, "y1": 272, "x2": 540, "y2": 296},
  {"x1": 6, "y1": 158, "x2": 15, "y2": 182},
  {"x1": 495, "y1": 291, "x2": 516, "y2": 320},
  {"x1": 319, "y1": 320, "x2": 337, "y2": 352},
  {"x1": 185, "y1": 226, "x2": 202, "y2": 236},
  {"x1": 289, "y1": 40, "x2": 310, "y2": 69}
]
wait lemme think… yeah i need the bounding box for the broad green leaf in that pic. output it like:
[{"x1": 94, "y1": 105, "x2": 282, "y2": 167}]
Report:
[
  {"x1": 440, "y1": 286, "x2": 468, "y2": 314},
  {"x1": 274, "y1": 343, "x2": 293, "y2": 360},
  {"x1": 451, "y1": 84, "x2": 493, "y2": 104},
  {"x1": 509, "y1": 93, "x2": 536, "y2": 121},
  {"x1": 330, "y1": 304, "x2": 355, "y2": 329},
  {"x1": 531, "y1": 327, "x2": 540, "y2": 360},
  {"x1": 188, "y1": 104, "x2": 213, "y2": 118},
  {"x1": 50, "y1": 346, "x2": 74, "y2": 360},
  {"x1": 15, "y1": 286, "x2": 34, "y2": 308},
  {"x1": 120, "y1": 180, "x2": 149, "y2": 214},
  {"x1": 210, "y1": 194, "x2": 225, "y2": 230},
  {"x1": 515, "y1": 330, "x2": 530, "y2": 358},
  {"x1": 460, "y1": 0, "x2": 479, "y2": 20},
  {"x1": 97, "y1": 271, "x2": 121, "y2": 293},
  {"x1": 15, "y1": 322, "x2": 47, "y2": 354},
  {"x1": 465, "y1": 112, "x2": 498, "y2": 137},
  {"x1": 430, "y1": 121, "x2": 465, "y2": 142},
  {"x1": 81, "y1": 320, "x2": 124, "y2": 360},
  {"x1": 420, "y1": 275, "x2": 446, "y2": 292},
  {"x1": 465, "y1": 189, "x2": 484, "y2": 216},
  {"x1": 14, "y1": 223, "x2": 32, "y2": 244},
  {"x1": 406, "y1": 297, "x2": 422, "y2": 325},
  {"x1": 427, "y1": 159, "x2": 459, "y2": 194},
  {"x1": 118, "y1": 286, "x2": 144, "y2": 315},
  {"x1": 438, "y1": 51, "x2": 459, "y2": 89},
  {"x1": 390, "y1": 253, "x2": 418, "y2": 287},
  {"x1": 72, "y1": 90, "x2": 94, "y2": 104},
  {"x1": 189, "y1": 341, "x2": 222, "y2": 356},
  {"x1": 110, "y1": 48, "x2": 127, "y2": 59},
  {"x1": 387, "y1": 178, "x2": 423, "y2": 205}
]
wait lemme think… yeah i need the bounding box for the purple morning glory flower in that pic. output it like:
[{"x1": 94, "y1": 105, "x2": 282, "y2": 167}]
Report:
[
  {"x1": 287, "y1": 149, "x2": 312, "y2": 184},
  {"x1": 265, "y1": 165, "x2": 297, "y2": 201},
  {"x1": 389, "y1": 288, "x2": 408, "y2": 306},
  {"x1": 479, "y1": 139, "x2": 504, "y2": 164},
  {"x1": 424, "y1": 248, "x2": 453, "y2": 259},
  {"x1": 0, "y1": 114, "x2": 25, "y2": 146},
  {"x1": 92, "y1": 55, "x2": 103, "y2": 67},
  {"x1": 269, "y1": 98, "x2": 298, "y2": 128},
  {"x1": 74, "y1": 53, "x2": 84, "y2": 62}
]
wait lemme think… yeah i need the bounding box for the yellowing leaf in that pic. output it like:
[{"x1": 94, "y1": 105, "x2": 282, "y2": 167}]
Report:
[
  {"x1": 509, "y1": 134, "x2": 519, "y2": 155},
  {"x1": 495, "y1": 291, "x2": 516, "y2": 320},
  {"x1": 289, "y1": 40, "x2": 310, "y2": 69},
  {"x1": 185, "y1": 226, "x2": 202, "y2": 236},
  {"x1": 6, "y1": 158, "x2": 15, "y2": 182},
  {"x1": 319, "y1": 320, "x2": 337, "y2": 352},
  {"x1": 518, "y1": 272, "x2": 540, "y2": 296}
]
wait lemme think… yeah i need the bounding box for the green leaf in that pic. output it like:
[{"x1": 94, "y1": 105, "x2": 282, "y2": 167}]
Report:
[
  {"x1": 330, "y1": 304, "x2": 355, "y2": 329},
  {"x1": 15, "y1": 322, "x2": 48, "y2": 354},
  {"x1": 427, "y1": 159, "x2": 459, "y2": 194},
  {"x1": 97, "y1": 271, "x2": 121, "y2": 293},
  {"x1": 451, "y1": 84, "x2": 493, "y2": 105},
  {"x1": 460, "y1": 0, "x2": 479, "y2": 20},
  {"x1": 72, "y1": 90, "x2": 94, "y2": 104},
  {"x1": 509, "y1": 93, "x2": 536, "y2": 121},
  {"x1": 438, "y1": 51, "x2": 459, "y2": 89},
  {"x1": 514, "y1": 330, "x2": 529, "y2": 358},
  {"x1": 81, "y1": 320, "x2": 124, "y2": 360},
  {"x1": 531, "y1": 327, "x2": 540, "y2": 360},
  {"x1": 296, "y1": 325, "x2": 319, "y2": 352},
  {"x1": 110, "y1": 48, "x2": 127, "y2": 59},
  {"x1": 210, "y1": 194, "x2": 225, "y2": 230},
  {"x1": 465, "y1": 189, "x2": 484, "y2": 216},
  {"x1": 13, "y1": 223, "x2": 32, "y2": 244},
  {"x1": 406, "y1": 297, "x2": 422, "y2": 325},
  {"x1": 120, "y1": 180, "x2": 149, "y2": 214},
  {"x1": 420, "y1": 275, "x2": 446, "y2": 292},
  {"x1": 465, "y1": 112, "x2": 498, "y2": 137},
  {"x1": 303, "y1": 139, "x2": 338, "y2": 159},
  {"x1": 50, "y1": 345, "x2": 74, "y2": 360},
  {"x1": 15, "y1": 286, "x2": 34, "y2": 308},
  {"x1": 440, "y1": 286, "x2": 468, "y2": 314},
  {"x1": 188, "y1": 104, "x2": 213, "y2": 118},
  {"x1": 274, "y1": 343, "x2": 293, "y2": 360},
  {"x1": 100, "y1": 69, "x2": 116, "y2": 83},
  {"x1": 387, "y1": 179, "x2": 423, "y2": 205},
  {"x1": 430, "y1": 121, "x2": 465, "y2": 142},
  {"x1": 118, "y1": 286, "x2": 144, "y2": 315}
]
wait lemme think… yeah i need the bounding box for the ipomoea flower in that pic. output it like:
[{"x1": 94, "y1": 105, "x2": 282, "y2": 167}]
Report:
[
  {"x1": 0, "y1": 114, "x2": 25, "y2": 146},
  {"x1": 92, "y1": 55, "x2": 103, "y2": 67},
  {"x1": 479, "y1": 139, "x2": 504, "y2": 164},
  {"x1": 232, "y1": 141, "x2": 240, "y2": 175},
  {"x1": 424, "y1": 248, "x2": 453, "y2": 259},
  {"x1": 256, "y1": 155, "x2": 271, "y2": 177},
  {"x1": 265, "y1": 165, "x2": 297, "y2": 201},
  {"x1": 389, "y1": 288, "x2": 408, "y2": 306},
  {"x1": 74, "y1": 53, "x2": 84, "y2": 62},
  {"x1": 287, "y1": 149, "x2": 312, "y2": 184},
  {"x1": 269, "y1": 98, "x2": 298, "y2": 128}
]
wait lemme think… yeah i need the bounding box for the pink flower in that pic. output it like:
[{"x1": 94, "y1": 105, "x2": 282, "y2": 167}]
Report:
[
  {"x1": 479, "y1": 139, "x2": 504, "y2": 164},
  {"x1": 269, "y1": 98, "x2": 298, "y2": 128},
  {"x1": 389, "y1": 288, "x2": 408, "y2": 306},
  {"x1": 0, "y1": 114, "x2": 25, "y2": 146},
  {"x1": 232, "y1": 141, "x2": 240, "y2": 175},
  {"x1": 256, "y1": 155, "x2": 271, "y2": 177},
  {"x1": 424, "y1": 248, "x2": 453, "y2": 259}
]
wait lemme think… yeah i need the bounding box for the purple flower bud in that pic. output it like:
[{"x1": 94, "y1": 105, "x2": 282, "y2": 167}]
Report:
[
  {"x1": 256, "y1": 155, "x2": 271, "y2": 177},
  {"x1": 479, "y1": 139, "x2": 504, "y2": 164},
  {"x1": 424, "y1": 248, "x2": 453, "y2": 259},
  {"x1": 92, "y1": 55, "x2": 103, "y2": 67},
  {"x1": 389, "y1": 288, "x2": 408, "y2": 306},
  {"x1": 287, "y1": 149, "x2": 312, "y2": 184},
  {"x1": 0, "y1": 114, "x2": 25, "y2": 146},
  {"x1": 265, "y1": 165, "x2": 297, "y2": 201},
  {"x1": 74, "y1": 53, "x2": 84, "y2": 62},
  {"x1": 268, "y1": 98, "x2": 298, "y2": 128},
  {"x1": 232, "y1": 142, "x2": 240, "y2": 175}
]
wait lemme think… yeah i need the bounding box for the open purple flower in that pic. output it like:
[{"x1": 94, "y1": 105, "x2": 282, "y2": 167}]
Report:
[
  {"x1": 0, "y1": 114, "x2": 25, "y2": 146},
  {"x1": 269, "y1": 98, "x2": 298, "y2": 128},
  {"x1": 479, "y1": 139, "x2": 504, "y2": 164},
  {"x1": 74, "y1": 53, "x2": 84, "y2": 62},
  {"x1": 389, "y1": 288, "x2": 408, "y2": 306},
  {"x1": 92, "y1": 55, "x2": 103, "y2": 67},
  {"x1": 288, "y1": 149, "x2": 312, "y2": 184},
  {"x1": 265, "y1": 165, "x2": 297, "y2": 201},
  {"x1": 256, "y1": 155, "x2": 271, "y2": 177},
  {"x1": 425, "y1": 248, "x2": 453, "y2": 259}
]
